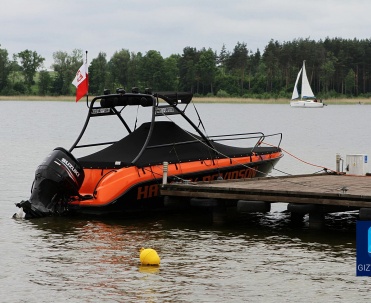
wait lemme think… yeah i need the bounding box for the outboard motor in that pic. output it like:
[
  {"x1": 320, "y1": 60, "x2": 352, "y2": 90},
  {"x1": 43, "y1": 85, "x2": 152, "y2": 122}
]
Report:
[{"x1": 16, "y1": 147, "x2": 84, "y2": 219}]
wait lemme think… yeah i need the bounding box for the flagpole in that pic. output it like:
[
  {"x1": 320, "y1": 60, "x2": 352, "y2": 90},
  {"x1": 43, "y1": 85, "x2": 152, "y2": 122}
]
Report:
[{"x1": 85, "y1": 50, "x2": 89, "y2": 108}]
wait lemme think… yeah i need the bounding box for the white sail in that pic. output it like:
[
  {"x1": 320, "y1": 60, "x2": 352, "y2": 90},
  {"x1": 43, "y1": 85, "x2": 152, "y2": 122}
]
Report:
[
  {"x1": 301, "y1": 61, "x2": 315, "y2": 99},
  {"x1": 291, "y1": 68, "x2": 302, "y2": 100},
  {"x1": 290, "y1": 60, "x2": 324, "y2": 108}
]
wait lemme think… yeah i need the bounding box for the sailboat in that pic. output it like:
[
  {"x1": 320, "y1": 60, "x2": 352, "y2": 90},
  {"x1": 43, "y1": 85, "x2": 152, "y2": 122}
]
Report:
[{"x1": 290, "y1": 61, "x2": 324, "y2": 108}]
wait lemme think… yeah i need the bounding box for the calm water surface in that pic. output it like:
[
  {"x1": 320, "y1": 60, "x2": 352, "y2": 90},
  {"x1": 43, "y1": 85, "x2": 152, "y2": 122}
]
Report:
[{"x1": 1, "y1": 101, "x2": 370, "y2": 302}]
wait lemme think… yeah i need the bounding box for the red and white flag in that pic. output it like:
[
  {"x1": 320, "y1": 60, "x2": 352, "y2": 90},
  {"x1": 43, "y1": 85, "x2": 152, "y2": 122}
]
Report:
[{"x1": 72, "y1": 63, "x2": 88, "y2": 102}]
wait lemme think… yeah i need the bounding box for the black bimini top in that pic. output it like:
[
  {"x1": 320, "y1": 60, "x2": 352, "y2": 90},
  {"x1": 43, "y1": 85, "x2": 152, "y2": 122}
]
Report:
[{"x1": 77, "y1": 121, "x2": 280, "y2": 169}]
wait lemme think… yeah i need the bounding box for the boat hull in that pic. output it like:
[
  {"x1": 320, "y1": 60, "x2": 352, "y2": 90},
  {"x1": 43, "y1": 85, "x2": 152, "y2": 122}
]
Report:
[
  {"x1": 290, "y1": 100, "x2": 324, "y2": 108},
  {"x1": 68, "y1": 154, "x2": 282, "y2": 216}
]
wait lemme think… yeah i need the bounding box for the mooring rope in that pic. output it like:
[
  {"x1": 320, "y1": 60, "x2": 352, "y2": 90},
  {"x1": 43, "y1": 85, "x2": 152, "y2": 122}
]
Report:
[
  {"x1": 261, "y1": 142, "x2": 336, "y2": 173},
  {"x1": 150, "y1": 102, "x2": 339, "y2": 192}
]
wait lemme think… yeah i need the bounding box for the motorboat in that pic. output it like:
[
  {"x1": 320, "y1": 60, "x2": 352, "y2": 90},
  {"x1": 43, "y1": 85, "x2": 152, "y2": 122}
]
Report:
[
  {"x1": 17, "y1": 89, "x2": 283, "y2": 218},
  {"x1": 290, "y1": 61, "x2": 325, "y2": 108}
]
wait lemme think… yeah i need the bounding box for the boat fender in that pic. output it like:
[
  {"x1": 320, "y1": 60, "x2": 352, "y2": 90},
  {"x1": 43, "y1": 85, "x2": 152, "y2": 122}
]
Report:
[
  {"x1": 190, "y1": 198, "x2": 218, "y2": 207},
  {"x1": 287, "y1": 203, "x2": 318, "y2": 214},
  {"x1": 237, "y1": 200, "x2": 271, "y2": 213},
  {"x1": 140, "y1": 248, "x2": 160, "y2": 266}
]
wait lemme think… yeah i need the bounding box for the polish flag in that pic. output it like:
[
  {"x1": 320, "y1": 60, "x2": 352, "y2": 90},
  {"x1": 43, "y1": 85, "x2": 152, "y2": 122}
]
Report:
[{"x1": 72, "y1": 63, "x2": 88, "y2": 102}]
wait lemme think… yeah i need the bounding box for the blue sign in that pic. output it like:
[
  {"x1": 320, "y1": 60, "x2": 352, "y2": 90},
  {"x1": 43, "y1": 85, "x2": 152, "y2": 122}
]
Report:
[
  {"x1": 365, "y1": 155, "x2": 368, "y2": 163},
  {"x1": 356, "y1": 221, "x2": 371, "y2": 276}
]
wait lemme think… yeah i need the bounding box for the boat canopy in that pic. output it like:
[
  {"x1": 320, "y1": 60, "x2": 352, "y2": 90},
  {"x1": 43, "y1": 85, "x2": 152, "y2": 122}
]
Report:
[
  {"x1": 77, "y1": 121, "x2": 279, "y2": 169},
  {"x1": 72, "y1": 90, "x2": 282, "y2": 169}
]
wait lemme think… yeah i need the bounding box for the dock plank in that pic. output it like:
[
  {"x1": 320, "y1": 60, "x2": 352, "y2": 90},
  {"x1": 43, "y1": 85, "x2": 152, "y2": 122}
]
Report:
[{"x1": 160, "y1": 174, "x2": 371, "y2": 208}]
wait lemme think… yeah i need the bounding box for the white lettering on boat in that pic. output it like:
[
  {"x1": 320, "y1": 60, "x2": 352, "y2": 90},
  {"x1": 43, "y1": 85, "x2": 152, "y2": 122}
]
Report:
[
  {"x1": 61, "y1": 158, "x2": 80, "y2": 178},
  {"x1": 155, "y1": 107, "x2": 176, "y2": 115},
  {"x1": 92, "y1": 108, "x2": 111, "y2": 114}
]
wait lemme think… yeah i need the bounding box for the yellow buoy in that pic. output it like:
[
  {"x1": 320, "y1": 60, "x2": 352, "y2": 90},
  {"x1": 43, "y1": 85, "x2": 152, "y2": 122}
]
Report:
[{"x1": 139, "y1": 248, "x2": 160, "y2": 266}]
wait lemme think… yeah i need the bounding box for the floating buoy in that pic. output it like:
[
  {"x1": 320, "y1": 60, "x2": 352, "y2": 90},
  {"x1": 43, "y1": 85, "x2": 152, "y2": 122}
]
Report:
[{"x1": 139, "y1": 248, "x2": 160, "y2": 266}]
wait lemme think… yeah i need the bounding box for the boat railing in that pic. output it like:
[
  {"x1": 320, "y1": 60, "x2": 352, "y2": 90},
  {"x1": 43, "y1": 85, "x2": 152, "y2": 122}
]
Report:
[
  {"x1": 72, "y1": 141, "x2": 118, "y2": 149},
  {"x1": 145, "y1": 131, "x2": 282, "y2": 151},
  {"x1": 208, "y1": 132, "x2": 282, "y2": 149},
  {"x1": 252, "y1": 132, "x2": 283, "y2": 152},
  {"x1": 72, "y1": 132, "x2": 283, "y2": 152}
]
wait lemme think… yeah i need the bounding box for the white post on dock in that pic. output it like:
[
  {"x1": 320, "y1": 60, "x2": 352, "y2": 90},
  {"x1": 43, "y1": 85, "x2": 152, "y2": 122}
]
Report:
[
  {"x1": 336, "y1": 153, "x2": 342, "y2": 173},
  {"x1": 162, "y1": 161, "x2": 168, "y2": 185}
]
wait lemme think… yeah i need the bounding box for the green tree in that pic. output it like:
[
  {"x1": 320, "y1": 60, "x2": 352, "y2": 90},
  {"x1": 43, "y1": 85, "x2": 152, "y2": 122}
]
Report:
[
  {"x1": 89, "y1": 52, "x2": 108, "y2": 95},
  {"x1": 179, "y1": 47, "x2": 199, "y2": 92},
  {"x1": 108, "y1": 49, "x2": 131, "y2": 91},
  {"x1": 226, "y1": 42, "x2": 249, "y2": 95},
  {"x1": 2, "y1": 57, "x2": 23, "y2": 95},
  {"x1": 139, "y1": 50, "x2": 164, "y2": 91},
  {"x1": 0, "y1": 46, "x2": 11, "y2": 93},
  {"x1": 251, "y1": 60, "x2": 267, "y2": 94},
  {"x1": 161, "y1": 54, "x2": 180, "y2": 91},
  {"x1": 320, "y1": 52, "x2": 337, "y2": 93},
  {"x1": 15, "y1": 49, "x2": 45, "y2": 92},
  {"x1": 38, "y1": 70, "x2": 52, "y2": 95},
  {"x1": 248, "y1": 49, "x2": 261, "y2": 91},
  {"x1": 344, "y1": 68, "x2": 356, "y2": 95},
  {"x1": 217, "y1": 44, "x2": 229, "y2": 68},
  {"x1": 52, "y1": 49, "x2": 83, "y2": 95},
  {"x1": 127, "y1": 51, "x2": 142, "y2": 90},
  {"x1": 196, "y1": 48, "x2": 216, "y2": 94},
  {"x1": 262, "y1": 40, "x2": 281, "y2": 93}
]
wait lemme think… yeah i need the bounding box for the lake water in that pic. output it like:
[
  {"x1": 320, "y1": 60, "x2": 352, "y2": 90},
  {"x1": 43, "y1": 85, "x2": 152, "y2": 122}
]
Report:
[{"x1": 1, "y1": 101, "x2": 370, "y2": 302}]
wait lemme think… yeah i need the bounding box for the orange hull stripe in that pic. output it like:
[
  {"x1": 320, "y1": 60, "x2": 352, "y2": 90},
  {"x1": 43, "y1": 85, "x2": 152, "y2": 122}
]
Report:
[{"x1": 71, "y1": 151, "x2": 282, "y2": 207}]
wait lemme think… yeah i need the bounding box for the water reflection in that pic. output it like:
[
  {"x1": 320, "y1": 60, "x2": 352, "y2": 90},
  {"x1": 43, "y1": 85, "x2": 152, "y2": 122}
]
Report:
[
  {"x1": 5, "y1": 205, "x2": 360, "y2": 302},
  {"x1": 138, "y1": 265, "x2": 160, "y2": 274},
  {"x1": 18, "y1": 205, "x2": 358, "y2": 252}
]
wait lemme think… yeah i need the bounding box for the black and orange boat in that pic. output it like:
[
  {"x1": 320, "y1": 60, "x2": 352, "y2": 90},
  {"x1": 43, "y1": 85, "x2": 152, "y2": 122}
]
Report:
[{"x1": 17, "y1": 90, "x2": 283, "y2": 218}]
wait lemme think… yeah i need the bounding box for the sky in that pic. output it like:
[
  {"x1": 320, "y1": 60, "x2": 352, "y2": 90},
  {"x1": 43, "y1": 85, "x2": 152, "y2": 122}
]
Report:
[{"x1": 1, "y1": 0, "x2": 371, "y2": 69}]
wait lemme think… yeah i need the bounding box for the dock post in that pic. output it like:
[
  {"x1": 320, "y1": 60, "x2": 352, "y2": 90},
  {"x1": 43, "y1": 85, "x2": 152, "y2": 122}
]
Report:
[
  {"x1": 308, "y1": 212, "x2": 325, "y2": 229},
  {"x1": 212, "y1": 200, "x2": 227, "y2": 225},
  {"x1": 189, "y1": 198, "x2": 227, "y2": 224},
  {"x1": 336, "y1": 153, "x2": 342, "y2": 172},
  {"x1": 162, "y1": 161, "x2": 168, "y2": 185},
  {"x1": 359, "y1": 208, "x2": 371, "y2": 220},
  {"x1": 163, "y1": 196, "x2": 190, "y2": 209},
  {"x1": 290, "y1": 213, "x2": 305, "y2": 226},
  {"x1": 287, "y1": 203, "x2": 312, "y2": 226}
]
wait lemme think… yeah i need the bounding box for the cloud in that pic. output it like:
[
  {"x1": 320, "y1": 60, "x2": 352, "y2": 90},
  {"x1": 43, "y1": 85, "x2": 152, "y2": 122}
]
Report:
[{"x1": 1, "y1": 0, "x2": 370, "y2": 69}]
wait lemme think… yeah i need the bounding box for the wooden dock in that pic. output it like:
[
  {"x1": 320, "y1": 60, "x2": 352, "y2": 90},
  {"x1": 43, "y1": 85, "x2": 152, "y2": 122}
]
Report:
[{"x1": 160, "y1": 173, "x2": 371, "y2": 226}]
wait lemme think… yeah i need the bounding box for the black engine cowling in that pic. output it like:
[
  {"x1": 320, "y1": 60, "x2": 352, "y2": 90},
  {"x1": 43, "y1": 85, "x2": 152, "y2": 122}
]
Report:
[{"x1": 16, "y1": 147, "x2": 85, "y2": 218}]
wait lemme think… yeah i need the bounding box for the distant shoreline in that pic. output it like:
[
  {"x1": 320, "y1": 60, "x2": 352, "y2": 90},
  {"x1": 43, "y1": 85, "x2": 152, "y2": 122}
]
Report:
[{"x1": 0, "y1": 95, "x2": 370, "y2": 105}]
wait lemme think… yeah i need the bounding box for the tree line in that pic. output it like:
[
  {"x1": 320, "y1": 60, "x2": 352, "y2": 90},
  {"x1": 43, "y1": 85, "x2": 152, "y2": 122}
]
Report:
[{"x1": 1, "y1": 37, "x2": 371, "y2": 99}]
